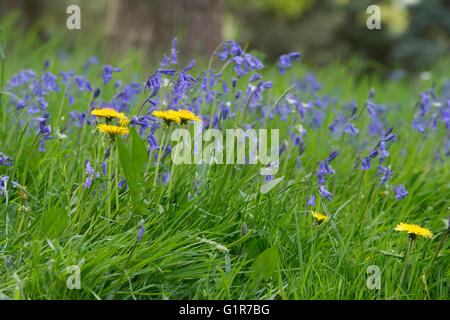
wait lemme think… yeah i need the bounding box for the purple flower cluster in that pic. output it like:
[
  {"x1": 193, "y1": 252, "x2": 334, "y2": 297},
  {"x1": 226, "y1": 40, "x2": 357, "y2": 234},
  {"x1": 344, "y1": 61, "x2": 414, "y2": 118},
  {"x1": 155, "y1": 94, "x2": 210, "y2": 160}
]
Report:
[
  {"x1": 308, "y1": 150, "x2": 339, "y2": 207},
  {"x1": 0, "y1": 176, "x2": 9, "y2": 196},
  {"x1": 278, "y1": 52, "x2": 301, "y2": 74},
  {"x1": 82, "y1": 158, "x2": 127, "y2": 195},
  {"x1": 0, "y1": 153, "x2": 13, "y2": 166}
]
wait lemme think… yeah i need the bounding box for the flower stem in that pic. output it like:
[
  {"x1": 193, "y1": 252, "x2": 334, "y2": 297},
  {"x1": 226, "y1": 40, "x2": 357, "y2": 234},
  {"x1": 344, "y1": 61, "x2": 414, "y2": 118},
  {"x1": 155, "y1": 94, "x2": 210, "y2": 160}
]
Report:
[
  {"x1": 396, "y1": 237, "x2": 414, "y2": 300},
  {"x1": 112, "y1": 237, "x2": 140, "y2": 300},
  {"x1": 153, "y1": 128, "x2": 167, "y2": 187},
  {"x1": 114, "y1": 142, "x2": 119, "y2": 214},
  {"x1": 107, "y1": 144, "x2": 113, "y2": 218},
  {"x1": 424, "y1": 225, "x2": 448, "y2": 276},
  {"x1": 167, "y1": 127, "x2": 184, "y2": 198}
]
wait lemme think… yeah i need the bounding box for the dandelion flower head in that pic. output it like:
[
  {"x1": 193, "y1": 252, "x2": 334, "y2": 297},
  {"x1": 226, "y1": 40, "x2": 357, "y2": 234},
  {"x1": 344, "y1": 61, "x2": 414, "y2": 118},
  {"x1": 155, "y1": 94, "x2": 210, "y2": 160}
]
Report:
[
  {"x1": 311, "y1": 211, "x2": 328, "y2": 224},
  {"x1": 97, "y1": 124, "x2": 129, "y2": 136},
  {"x1": 395, "y1": 222, "x2": 433, "y2": 239},
  {"x1": 152, "y1": 110, "x2": 181, "y2": 124},
  {"x1": 91, "y1": 108, "x2": 127, "y2": 121}
]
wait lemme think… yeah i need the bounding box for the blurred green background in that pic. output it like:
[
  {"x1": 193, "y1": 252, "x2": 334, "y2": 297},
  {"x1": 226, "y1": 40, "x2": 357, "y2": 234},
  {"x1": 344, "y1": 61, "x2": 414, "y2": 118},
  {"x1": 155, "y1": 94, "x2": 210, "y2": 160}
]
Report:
[{"x1": 0, "y1": 0, "x2": 449, "y2": 72}]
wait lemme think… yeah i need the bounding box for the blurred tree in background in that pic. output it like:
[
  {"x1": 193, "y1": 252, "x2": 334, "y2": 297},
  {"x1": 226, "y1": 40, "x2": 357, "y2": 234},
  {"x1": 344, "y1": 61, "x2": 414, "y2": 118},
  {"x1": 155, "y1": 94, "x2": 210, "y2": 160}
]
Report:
[
  {"x1": 0, "y1": 0, "x2": 448, "y2": 70},
  {"x1": 228, "y1": 0, "x2": 449, "y2": 70}
]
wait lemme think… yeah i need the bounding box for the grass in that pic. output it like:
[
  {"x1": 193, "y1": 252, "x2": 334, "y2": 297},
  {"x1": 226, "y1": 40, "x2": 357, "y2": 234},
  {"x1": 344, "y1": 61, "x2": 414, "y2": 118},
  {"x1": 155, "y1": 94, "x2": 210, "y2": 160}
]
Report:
[{"x1": 0, "y1": 13, "x2": 449, "y2": 300}]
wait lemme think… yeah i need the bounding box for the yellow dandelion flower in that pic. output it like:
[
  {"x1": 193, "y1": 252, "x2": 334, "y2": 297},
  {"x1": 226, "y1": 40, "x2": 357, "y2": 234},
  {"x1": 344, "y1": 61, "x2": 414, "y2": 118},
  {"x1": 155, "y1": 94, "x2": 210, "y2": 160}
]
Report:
[
  {"x1": 311, "y1": 211, "x2": 328, "y2": 225},
  {"x1": 91, "y1": 108, "x2": 127, "y2": 121},
  {"x1": 152, "y1": 110, "x2": 181, "y2": 124},
  {"x1": 395, "y1": 222, "x2": 433, "y2": 239},
  {"x1": 171, "y1": 109, "x2": 201, "y2": 123},
  {"x1": 365, "y1": 255, "x2": 372, "y2": 261},
  {"x1": 97, "y1": 124, "x2": 129, "y2": 136}
]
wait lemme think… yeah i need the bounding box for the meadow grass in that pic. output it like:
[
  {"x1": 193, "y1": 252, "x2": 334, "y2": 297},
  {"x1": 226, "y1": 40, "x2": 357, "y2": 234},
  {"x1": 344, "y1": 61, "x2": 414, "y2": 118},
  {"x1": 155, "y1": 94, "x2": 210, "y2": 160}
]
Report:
[{"x1": 0, "y1": 13, "x2": 448, "y2": 300}]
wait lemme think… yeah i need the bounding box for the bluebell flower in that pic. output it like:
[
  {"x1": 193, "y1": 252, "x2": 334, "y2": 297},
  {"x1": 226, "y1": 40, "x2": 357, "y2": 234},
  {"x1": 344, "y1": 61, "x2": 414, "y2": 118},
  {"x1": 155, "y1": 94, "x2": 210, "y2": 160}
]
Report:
[
  {"x1": 0, "y1": 176, "x2": 9, "y2": 196},
  {"x1": 157, "y1": 69, "x2": 177, "y2": 76},
  {"x1": 318, "y1": 161, "x2": 334, "y2": 175},
  {"x1": 216, "y1": 43, "x2": 230, "y2": 61},
  {"x1": 231, "y1": 52, "x2": 264, "y2": 78},
  {"x1": 278, "y1": 52, "x2": 301, "y2": 74},
  {"x1": 59, "y1": 71, "x2": 76, "y2": 84},
  {"x1": 66, "y1": 93, "x2": 75, "y2": 105},
  {"x1": 39, "y1": 133, "x2": 51, "y2": 152},
  {"x1": 307, "y1": 194, "x2": 316, "y2": 207},
  {"x1": 160, "y1": 55, "x2": 170, "y2": 67},
  {"x1": 368, "y1": 149, "x2": 379, "y2": 159},
  {"x1": 8, "y1": 69, "x2": 36, "y2": 87},
  {"x1": 361, "y1": 157, "x2": 371, "y2": 170},
  {"x1": 37, "y1": 116, "x2": 51, "y2": 135},
  {"x1": 93, "y1": 88, "x2": 101, "y2": 99},
  {"x1": 103, "y1": 147, "x2": 111, "y2": 161},
  {"x1": 319, "y1": 186, "x2": 333, "y2": 200},
  {"x1": 412, "y1": 118, "x2": 426, "y2": 135},
  {"x1": 249, "y1": 72, "x2": 262, "y2": 83},
  {"x1": 326, "y1": 150, "x2": 339, "y2": 162},
  {"x1": 230, "y1": 41, "x2": 243, "y2": 56},
  {"x1": 170, "y1": 37, "x2": 179, "y2": 65},
  {"x1": 0, "y1": 153, "x2": 13, "y2": 166},
  {"x1": 393, "y1": 184, "x2": 408, "y2": 199},
  {"x1": 382, "y1": 132, "x2": 397, "y2": 142},
  {"x1": 158, "y1": 172, "x2": 170, "y2": 186},
  {"x1": 312, "y1": 110, "x2": 325, "y2": 127},
  {"x1": 183, "y1": 60, "x2": 196, "y2": 71},
  {"x1": 221, "y1": 81, "x2": 230, "y2": 94},
  {"x1": 101, "y1": 162, "x2": 107, "y2": 176},
  {"x1": 378, "y1": 165, "x2": 393, "y2": 184},
  {"x1": 118, "y1": 176, "x2": 128, "y2": 190},
  {"x1": 342, "y1": 101, "x2": 358, "y2": 117},
  {"x1": 75, "y1": 76, "x2": 93, "y2": 92},
  {"x1": 41, "y1": 72, "x2": 60, "y2": 93},
  {"x1": 88, "y1": 56, "x2": 99, "y2": 65},
  {"x1": 137, "y1": 225, "x2": 145, "y2": 241},
  {"x1": 365, "y1": 100, "x2": 377, "y2": 117},
  {"x1": 231, "y1": 77, "x2": 238, "y2": 88},
  {"x1": 100, "y1": 65, "x2": 121, "y2": 85},
  {"x1": 83, "y1": 159, "x2": 100, "y2": 188},
  {"x1": 295, "y1": 72, "x2": 322, "y2": 93},
  {"x1": 379, "y1": 142, "x2": 389, "y2": 163},
  {"x1": 296, "y1": 156, "x2": 302, "y2": 170},
  {"x1": 345, "y1": 121, "x2": 359, "y2": 135},
  {"x1": 43, "y1": 59, "x2": 50, "y2": 71},
  {"x1": 316, "y1": 172, "x2": 326, "y2": 185}
]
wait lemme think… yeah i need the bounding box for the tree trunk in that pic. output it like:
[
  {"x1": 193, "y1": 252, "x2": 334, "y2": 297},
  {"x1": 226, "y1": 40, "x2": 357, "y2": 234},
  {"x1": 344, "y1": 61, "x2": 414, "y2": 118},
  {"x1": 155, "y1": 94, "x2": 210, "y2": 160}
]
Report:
[
  {"x1": 107, "y1": 0, "x2": 224, "y2": 62},
  {"x1": 0, "y1": 0, "x2": 43, "y2": 29}
]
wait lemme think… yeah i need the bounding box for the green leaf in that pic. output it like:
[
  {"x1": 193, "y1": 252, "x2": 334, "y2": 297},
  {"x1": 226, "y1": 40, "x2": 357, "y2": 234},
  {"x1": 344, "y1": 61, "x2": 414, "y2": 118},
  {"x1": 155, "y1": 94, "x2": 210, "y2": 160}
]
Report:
[
  {"x1": 130, "y1": 127, "x2": 147, "y2": 178},
  {"x1": 117, "y1": 137, "x2": 139, "y2": 200},
  {"x1": 249, "y1": 247, "x2": 279, "y2": 284}
]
